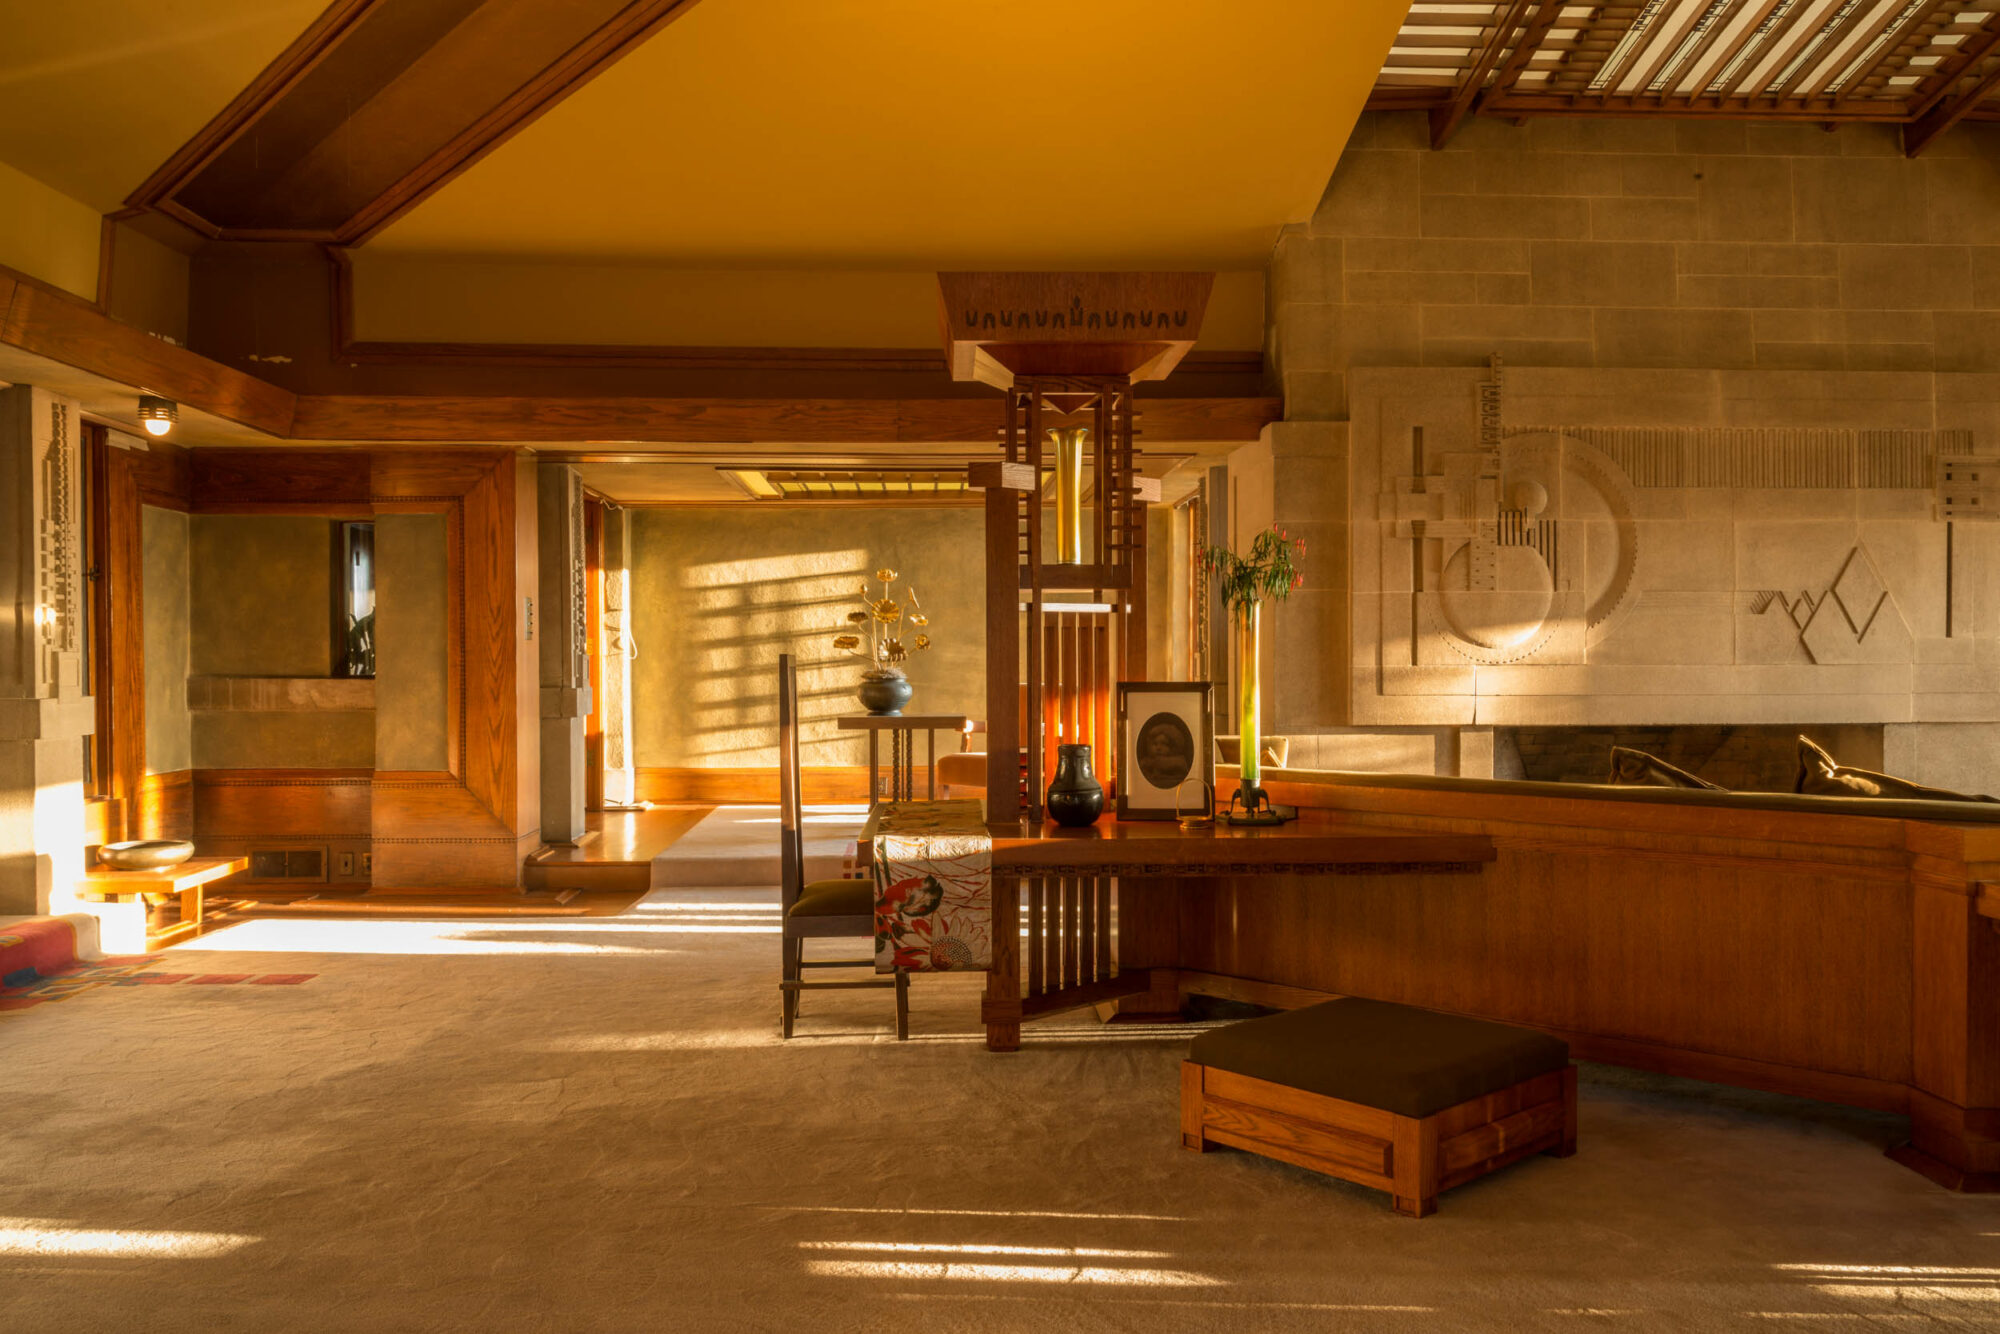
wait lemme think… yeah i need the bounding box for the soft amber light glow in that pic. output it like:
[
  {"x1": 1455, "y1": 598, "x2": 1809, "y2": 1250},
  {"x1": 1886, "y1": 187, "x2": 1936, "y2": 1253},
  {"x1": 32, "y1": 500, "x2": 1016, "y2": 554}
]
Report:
[
  {"x1": 805, "y1": 1259, "x2": 1219, "y2": 1286},
  {"x1": 0, "y1": 1218, "x2": 256, "y2": 1259},
  {"x1": 142, "y1": 418, "x2": 173, "y2": 436}
]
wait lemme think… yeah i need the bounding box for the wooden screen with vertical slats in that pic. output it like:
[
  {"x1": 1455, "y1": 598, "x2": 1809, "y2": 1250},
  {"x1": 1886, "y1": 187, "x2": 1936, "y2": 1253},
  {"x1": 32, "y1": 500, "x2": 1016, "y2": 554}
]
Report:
[
  {"x1": 1038, "y1": 610, "x2": 1116, "y2": 793},
  {"x1": 1021, "y1": 874, "x2": 1120, "y2": 1016}
]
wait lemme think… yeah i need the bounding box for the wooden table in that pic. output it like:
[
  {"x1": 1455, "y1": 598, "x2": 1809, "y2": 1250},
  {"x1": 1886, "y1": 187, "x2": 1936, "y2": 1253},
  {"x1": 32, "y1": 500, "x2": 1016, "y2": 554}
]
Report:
[
  {"x1": 856, "y1": 811, "x2": 1494, "y2": 1051},
  {"x1": 76, "y1": 856, "x2": 249, "y2": 951},
  {"x1": 838, "y1": 713, "x2": 969, "y2": 806}
]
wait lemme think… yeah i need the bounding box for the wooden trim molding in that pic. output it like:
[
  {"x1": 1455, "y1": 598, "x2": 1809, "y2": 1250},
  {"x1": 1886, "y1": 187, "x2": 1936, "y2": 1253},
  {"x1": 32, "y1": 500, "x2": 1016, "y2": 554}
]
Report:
[
  {"x1": 6, "y1": 267, "x2": 1277, "y2": 446},
  {"x1": 287, "y1": 392, "x2": 1278, "y2": 444},
  {"x1": 123, "y1": 0, "x2": 708, "y2": 245}
]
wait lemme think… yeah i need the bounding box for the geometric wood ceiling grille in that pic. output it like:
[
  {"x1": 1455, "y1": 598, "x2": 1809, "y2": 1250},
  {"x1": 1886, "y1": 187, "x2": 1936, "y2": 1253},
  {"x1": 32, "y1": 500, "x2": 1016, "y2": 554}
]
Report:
[{"x1": 1370, "y1": 0, "x2": 2000, "y2": 155}]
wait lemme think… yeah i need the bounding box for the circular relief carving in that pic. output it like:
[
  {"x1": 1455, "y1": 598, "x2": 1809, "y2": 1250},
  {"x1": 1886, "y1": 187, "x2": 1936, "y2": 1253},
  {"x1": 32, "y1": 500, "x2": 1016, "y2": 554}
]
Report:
[{"x1": 1439, "y1": 544, "x2": 1555, "y2": 651}]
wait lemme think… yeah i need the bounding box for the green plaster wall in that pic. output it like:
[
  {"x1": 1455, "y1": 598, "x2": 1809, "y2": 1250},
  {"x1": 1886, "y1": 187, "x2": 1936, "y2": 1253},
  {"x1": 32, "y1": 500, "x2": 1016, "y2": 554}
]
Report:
[
  {"x1": 630, "y1": 507, "x2": 986, "y2": 769},
  {"x1": 187, "y1": 514, "x2": 372, "y2": 769},
  {"x1": 189, "y1": 515, "x2": 335, "y2": 676},
  {"x1": 374, "y1": 513, "x2": 450, "y2": 772},
  {"x1": 141, "y1": 505, "x2": 191, "y2": 774}
]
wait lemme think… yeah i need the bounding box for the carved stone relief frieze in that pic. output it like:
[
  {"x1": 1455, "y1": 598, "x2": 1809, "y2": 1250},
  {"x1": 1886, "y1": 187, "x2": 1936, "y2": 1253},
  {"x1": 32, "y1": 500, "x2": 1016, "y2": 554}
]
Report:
[{"x1": 1348, "y1": 364, "x2": 1993, "y2": 727}]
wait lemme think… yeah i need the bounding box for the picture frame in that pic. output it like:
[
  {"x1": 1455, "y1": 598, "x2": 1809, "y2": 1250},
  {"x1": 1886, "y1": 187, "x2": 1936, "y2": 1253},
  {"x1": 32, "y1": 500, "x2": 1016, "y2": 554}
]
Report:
[{"x1": 1115, "y1": 681, "x2": 1215, "y2": 820}]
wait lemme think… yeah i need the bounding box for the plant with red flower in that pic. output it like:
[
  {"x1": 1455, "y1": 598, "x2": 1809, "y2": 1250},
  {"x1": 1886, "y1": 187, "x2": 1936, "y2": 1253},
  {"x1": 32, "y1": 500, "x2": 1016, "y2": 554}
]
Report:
[{"x1": 1203, "y1": 525, "x2": 1308, "y2": 613}]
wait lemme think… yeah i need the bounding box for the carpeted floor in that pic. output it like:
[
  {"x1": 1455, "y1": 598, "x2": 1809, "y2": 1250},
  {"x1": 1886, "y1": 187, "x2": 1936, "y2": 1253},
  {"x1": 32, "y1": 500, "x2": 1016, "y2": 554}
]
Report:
[
  {"x1": 5, "y1": 886, "x2": 1998, "y2": 1333},
  {"x1": 651, "y1": 804, "x2": 866, "y2": 887}
]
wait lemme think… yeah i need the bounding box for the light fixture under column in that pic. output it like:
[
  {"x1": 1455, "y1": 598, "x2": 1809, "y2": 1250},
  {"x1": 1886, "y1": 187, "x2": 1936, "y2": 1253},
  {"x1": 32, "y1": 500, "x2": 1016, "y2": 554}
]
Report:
[{"x1": 137, "y1": 395, "x2": 177, "y2": 437}]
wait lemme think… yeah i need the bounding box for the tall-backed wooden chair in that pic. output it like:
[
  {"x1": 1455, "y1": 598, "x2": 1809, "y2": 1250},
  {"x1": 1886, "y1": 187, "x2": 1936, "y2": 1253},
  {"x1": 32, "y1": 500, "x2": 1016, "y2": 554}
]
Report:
[{"x1": 778, "y1": 654, "x2": 908, "y2": 1039}]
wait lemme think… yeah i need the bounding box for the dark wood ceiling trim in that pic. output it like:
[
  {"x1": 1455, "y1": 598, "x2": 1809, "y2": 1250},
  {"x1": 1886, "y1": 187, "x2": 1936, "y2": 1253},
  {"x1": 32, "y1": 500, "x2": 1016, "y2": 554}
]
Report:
[
  {"x1": 0, "y1": 274, "x2": 298, "y2": 435},
  {"x1": 124, "y1": 0, "x2": 385, "y2": 214},
  {"x1": 340, "y1": 0, "x2": 704, "y2": 244},
  {"x1": 1430, "y1": 0, "x2": 1534, "y2": 148},
  {"x1": 1, "y1": 274, "x2": 1273, "y2": 445},
  {"x1": 286, "y1": 393, "x2": 1280, "y2": 444},
  {"x1": 124, "y1": 0, "x2": 706, "y2": 244},
  {"x1": 1905, "y1": 51, "x2": 2000, "y2": 154}
]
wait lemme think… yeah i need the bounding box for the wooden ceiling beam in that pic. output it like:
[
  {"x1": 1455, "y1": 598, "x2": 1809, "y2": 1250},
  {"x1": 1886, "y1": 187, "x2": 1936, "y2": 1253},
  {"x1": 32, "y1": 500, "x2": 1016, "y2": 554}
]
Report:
[
  {"x1": 1775, "y1": 0, "x2": 1897, "y2": 103},
  {"x1": 123, "y1": 0, "x2": 706, "y2": 245},
  {"x1": 1624, "y1": 0, "x2": 1731, "y2": 99},
  {"x1": 1901, "y1": 16, "x2": 2000, "y2": 122},
  {"x1": 1431, "y1": 0, "x2": 1537, "y2": 147},
  {"x1": 1828, "y1": 0, "x2": 1947, "y2": 104},
  {"x1": 1688, "y1": 0, "x2": 1803, "y2": 103},
  {"x1": 0, "y1": 270, "x2": 1274, "y2": 446},
  {"x1": 1479, "y1": 0, "x2": 1568, "y2": 109},
  {"x1": 285, "y1": 394, "x2": 1280, "y2": 445},
  {"x1": 1904, "y1": 47, "x2": 2000, "y2": 153}
]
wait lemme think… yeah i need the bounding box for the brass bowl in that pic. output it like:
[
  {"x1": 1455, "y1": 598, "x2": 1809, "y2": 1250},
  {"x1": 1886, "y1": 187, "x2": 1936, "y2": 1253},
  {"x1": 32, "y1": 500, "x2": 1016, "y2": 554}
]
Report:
[{"x1": 97, "y1": 840, "x2": 195, "y2": 871}]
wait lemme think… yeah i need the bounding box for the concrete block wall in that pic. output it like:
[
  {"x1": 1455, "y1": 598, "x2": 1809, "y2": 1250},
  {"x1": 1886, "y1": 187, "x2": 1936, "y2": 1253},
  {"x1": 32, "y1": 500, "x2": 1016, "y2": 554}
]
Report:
[
  {"x1": 1255, "y1": 111, "x2": 2000, "y2": 784},
  {"x1": 1275, "y1": 112, "x2": 2000, "y2": 422}
]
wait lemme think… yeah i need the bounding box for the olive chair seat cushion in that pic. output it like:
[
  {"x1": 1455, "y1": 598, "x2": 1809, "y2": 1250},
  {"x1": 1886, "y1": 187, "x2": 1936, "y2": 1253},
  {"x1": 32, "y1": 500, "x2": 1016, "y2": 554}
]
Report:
[
  {"x1": 1188, "y1": 997, "x2": 1570, "y2": 1119},
  {"x1": 788, "y1": 878, "x2": 873, "y2": 918}
]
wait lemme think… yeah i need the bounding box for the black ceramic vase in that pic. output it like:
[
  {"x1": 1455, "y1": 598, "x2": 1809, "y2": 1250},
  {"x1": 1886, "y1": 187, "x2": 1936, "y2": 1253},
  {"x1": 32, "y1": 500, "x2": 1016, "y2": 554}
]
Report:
[
  {"x1": 857, "y1": 672, "x2": 913, "y2": 717},
  {"x1": 1046, "y1": 744, "x2": 1105, "y2": 827}
]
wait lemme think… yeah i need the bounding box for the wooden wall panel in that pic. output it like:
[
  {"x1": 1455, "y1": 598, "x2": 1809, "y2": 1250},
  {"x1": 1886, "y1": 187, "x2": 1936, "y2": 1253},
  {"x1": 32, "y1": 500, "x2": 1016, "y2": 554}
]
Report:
[
  {"x1": 189, "y1": 449, "x2": 371, "y2": 509},
  {"x1": 191, "y1": 769, "x2": 371, "y2": 840},
  {"x1": 460, "y1": 458, "x2": 519, "y2": 830},
  {"x1": 371, "y1": 774, "x2": 523, "y2": 888},
  {"x1": 135, "y1": 770, "x2": 194, "y2": 841},
  {"x1": 1178, "y1": 850, "x2": 1914, "y2": 1090}
]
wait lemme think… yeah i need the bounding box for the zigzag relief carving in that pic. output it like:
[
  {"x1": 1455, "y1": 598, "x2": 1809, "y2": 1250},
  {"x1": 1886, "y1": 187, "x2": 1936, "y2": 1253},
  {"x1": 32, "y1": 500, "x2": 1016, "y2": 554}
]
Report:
[{"x1": 1750, "y1": 547, "x2": 1909, "y2": 666}]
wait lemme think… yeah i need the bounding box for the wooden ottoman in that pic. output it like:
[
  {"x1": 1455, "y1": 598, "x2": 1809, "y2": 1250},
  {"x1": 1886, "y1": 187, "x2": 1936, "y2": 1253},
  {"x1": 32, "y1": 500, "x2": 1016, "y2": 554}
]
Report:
[{"x1": 1181, "y1": 997, "x2": 1576, "y2": 1217}]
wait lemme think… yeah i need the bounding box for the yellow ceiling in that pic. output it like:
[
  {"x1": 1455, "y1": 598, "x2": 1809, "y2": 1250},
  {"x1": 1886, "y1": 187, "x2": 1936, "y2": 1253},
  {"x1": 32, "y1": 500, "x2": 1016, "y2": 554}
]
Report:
[
  {"x1": 0, "y1": 1, "x2": 326, "y2": 213},
  {"x1": 374, "y1": 0, "x2": 1409, "y2": 268}
]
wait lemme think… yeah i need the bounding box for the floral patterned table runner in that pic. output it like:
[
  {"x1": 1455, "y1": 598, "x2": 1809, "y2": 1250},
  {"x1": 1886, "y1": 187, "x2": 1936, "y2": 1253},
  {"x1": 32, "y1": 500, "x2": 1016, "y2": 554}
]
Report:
[{"x1": 869, "y1": 799, "x2": 992, "y2": 972}]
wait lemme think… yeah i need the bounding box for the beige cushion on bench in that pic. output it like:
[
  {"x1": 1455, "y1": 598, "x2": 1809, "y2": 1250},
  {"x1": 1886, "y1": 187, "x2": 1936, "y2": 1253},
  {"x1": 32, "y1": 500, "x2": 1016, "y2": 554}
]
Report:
[{"x1": 1188, "y1": 997, "x2": 1570, "y2": 1120}]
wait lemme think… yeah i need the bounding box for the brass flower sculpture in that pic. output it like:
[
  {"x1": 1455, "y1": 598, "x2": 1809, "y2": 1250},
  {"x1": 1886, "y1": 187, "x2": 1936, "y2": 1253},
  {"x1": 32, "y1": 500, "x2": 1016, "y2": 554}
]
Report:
[{"x1": 833, "y1": 568, "x2": 936, "y2": 677}]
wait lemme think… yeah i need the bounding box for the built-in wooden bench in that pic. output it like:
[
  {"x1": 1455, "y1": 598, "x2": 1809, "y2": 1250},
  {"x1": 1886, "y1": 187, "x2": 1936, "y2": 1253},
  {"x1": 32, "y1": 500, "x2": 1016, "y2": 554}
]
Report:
[{"x1": 1181, "y1": 997, "x2": 1576, "y2": 1217}]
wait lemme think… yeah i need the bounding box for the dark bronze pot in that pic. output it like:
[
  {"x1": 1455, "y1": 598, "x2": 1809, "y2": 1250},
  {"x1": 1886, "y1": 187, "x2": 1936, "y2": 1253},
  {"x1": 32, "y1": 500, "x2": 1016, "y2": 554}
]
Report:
[
  {"x1": 857, "y1": 672, "x2": 913, "y2": 717},
  {"x1": 1046, "y1": 744, "x2": 1105, "y2": 827}
]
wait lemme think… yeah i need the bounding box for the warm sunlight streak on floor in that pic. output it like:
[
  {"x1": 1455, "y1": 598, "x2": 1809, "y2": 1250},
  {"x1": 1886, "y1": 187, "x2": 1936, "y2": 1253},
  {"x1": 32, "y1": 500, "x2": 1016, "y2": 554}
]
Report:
[
  {"x1": 1773, "y1": 1262, "x2": 2000, "y2": 1306},
  {"x1": 799, "y1": 1241, "x2": 1171, "y2": 1259},
  {"x1": 768, "y1": 1206, "x2": 1188, "y2": 1222},
  {"x1": 191, "y1": 919, "x2": 713, "y2": 955},
  {"x1": 0, "y1": 1218, "x2": 257, "y2": 1259},
  {"x1": 804, "y1": 1259, "x2": 1220, "y2": 1286}
]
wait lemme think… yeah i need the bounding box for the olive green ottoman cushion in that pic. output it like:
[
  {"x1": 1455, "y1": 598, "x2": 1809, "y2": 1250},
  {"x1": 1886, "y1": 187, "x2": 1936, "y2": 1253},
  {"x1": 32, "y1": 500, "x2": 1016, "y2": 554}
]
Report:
[{"x1": 1187, "y1": 997, "x2": 1570, "y2": 1119}]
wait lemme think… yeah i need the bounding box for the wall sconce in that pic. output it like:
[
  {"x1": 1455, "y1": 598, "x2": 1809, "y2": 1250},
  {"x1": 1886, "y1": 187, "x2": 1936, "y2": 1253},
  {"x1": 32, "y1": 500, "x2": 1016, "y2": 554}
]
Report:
[{"x1": 137, "y1": 395, "x2": 177, "y2": 437}]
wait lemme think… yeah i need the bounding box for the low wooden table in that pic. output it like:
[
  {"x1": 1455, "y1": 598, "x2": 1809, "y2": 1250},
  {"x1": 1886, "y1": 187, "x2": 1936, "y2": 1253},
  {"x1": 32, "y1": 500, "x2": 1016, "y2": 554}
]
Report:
[
  {"x1": 77, "y1": 857, "x2": 250, "y2": 951},
  {"x1": 838, "y1": 713, "x2": 969, "y2": 806}
]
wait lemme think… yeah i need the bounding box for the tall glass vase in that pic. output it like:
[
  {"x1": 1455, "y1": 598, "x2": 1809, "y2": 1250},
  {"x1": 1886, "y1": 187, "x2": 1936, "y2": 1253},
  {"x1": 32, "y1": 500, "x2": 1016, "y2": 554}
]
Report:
[{"x1": 1238, "y1": 601, "x2": 1262, "y2": 789}]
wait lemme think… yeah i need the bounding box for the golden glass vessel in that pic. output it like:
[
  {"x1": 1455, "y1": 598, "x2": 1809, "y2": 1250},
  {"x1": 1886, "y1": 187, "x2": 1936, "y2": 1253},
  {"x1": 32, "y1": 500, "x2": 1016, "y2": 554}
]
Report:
[{"x1": 1048, "y1": 426, "x2": 1088, "y2": 565}]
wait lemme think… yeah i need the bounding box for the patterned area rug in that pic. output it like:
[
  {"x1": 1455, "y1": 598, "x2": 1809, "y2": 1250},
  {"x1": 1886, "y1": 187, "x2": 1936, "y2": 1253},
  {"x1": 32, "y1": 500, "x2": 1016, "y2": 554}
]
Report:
[{"x1": 0, "y1": 957, "x2": 316, "y2": 1013}]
